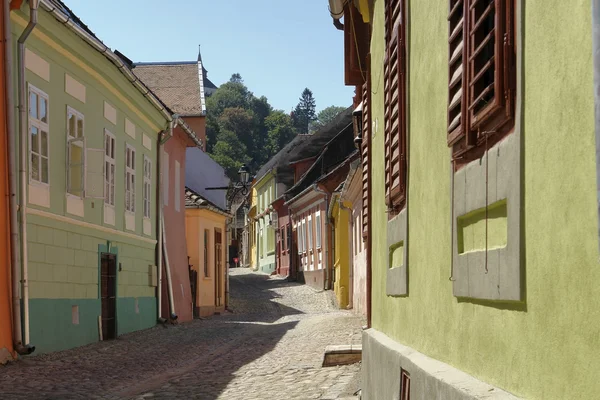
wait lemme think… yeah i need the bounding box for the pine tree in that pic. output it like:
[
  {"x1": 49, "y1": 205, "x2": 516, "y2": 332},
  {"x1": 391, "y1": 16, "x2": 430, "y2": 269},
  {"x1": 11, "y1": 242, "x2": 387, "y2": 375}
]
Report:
[{"x1": 293, "y1": 88, "x2": 317, "y2": 134}]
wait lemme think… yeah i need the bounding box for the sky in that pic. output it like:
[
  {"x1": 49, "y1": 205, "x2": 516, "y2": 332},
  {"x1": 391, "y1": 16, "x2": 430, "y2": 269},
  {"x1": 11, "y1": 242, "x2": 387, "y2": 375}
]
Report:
[{"x1": 65, "y1": 0, "x2": 354, "y2": 113}]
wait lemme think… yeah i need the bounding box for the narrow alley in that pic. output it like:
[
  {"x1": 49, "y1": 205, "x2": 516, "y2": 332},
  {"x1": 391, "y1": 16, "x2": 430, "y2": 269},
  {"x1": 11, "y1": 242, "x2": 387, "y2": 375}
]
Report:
[{"x1": 0, "y1": 269, "x2": 364, "y2": 400}]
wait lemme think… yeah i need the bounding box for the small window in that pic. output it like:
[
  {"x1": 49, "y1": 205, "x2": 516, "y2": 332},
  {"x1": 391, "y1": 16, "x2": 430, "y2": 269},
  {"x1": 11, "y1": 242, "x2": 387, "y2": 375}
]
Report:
[
  {"x1": 307, "y1": 215, "x2": 313, "y2": 251},
  {"x1": 28, "y1": 85, "x2": 50, "y2": 184},
  {"x1": 400, "y1": 370, "x2": 410, "y2": 400},
  {"x1": 66, "y1": 107, "x2": 85, "y2": 197},
  {"x1": 143, "y1": 156, "x2": 152, "y2": 219},
  {"x1": 104, "y1": 130, "x2": 116, "y2": 206},
  {"x1": 204, "y1": 229, "x2": 209, "y2": 277},
  {"x1": 280, "y1": 227, "x2": 286, "y2": 252},
  {"x1": 315, "y1": 212, "x2": 322, "y2": 249},
  {"x1": 125, "y1": 144, "x2": 136, "y2": 213}
]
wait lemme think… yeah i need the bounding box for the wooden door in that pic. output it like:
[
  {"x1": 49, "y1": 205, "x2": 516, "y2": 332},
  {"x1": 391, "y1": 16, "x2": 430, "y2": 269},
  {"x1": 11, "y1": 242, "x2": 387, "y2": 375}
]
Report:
[
  {"x1": 100, "y1": 253, "x2": 117, "y2": 340},
  {"x1": 214, "y1": 229, "x2": 222, "y2": 307}
]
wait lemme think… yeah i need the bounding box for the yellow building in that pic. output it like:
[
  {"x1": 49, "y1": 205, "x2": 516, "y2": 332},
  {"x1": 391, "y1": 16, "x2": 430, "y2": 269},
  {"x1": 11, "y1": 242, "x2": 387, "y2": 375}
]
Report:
[
  {"x1": 185, "y1": 188, "x2": 230, "y2": 317},
  {"x1": 329, "y1": 188, "x2": 352, "y2": 309},
  {"x1": 247, "y1": 187, "x2": 257, "y2": 270}
]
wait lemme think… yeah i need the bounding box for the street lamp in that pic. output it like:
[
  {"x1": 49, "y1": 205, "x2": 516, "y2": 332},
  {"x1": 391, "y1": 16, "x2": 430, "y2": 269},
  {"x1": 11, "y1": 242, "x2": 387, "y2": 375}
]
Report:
[{"x1": 238, "y1": 164, "x2": 250, "y2": 185}]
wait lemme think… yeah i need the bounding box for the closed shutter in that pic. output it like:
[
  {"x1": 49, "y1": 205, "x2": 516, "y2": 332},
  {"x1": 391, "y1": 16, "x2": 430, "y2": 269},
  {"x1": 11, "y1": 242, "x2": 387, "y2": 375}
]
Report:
[
  {"x1": 384, "y1": 0, "x2": 406, "y2": 210},
  {"x1": 448, "y1": 0, "x2": 515, "y2": 160},
  {"x1": 447, "y1": 0, "x2": 467, "y2": 153},
  {"x1": 362, "y1": 54, "x2": 371, "y2": 239}
]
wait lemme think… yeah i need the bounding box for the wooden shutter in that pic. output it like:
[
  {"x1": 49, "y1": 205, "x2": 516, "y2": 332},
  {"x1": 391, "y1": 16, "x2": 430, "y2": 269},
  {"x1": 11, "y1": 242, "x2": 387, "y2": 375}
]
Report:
[
  {"x1": 384, "y1": 0, "x2": 406, "y2": 210},
  {"x1": 448, "y1": 0, "x2": 515, "y2": 160},
  {"x1": 362, "y1": 55, "x2": 371, "y2": 239},
  {"x1": 447, "y1": 0, "x2": 467, "y2": 153}
]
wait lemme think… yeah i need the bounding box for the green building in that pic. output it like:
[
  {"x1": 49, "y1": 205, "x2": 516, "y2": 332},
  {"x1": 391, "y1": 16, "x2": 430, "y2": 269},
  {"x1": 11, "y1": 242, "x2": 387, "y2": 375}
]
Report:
[
  {"x1": 11, "y1": 2, "x2": 172, "y2": 353},
  {"x1": 334, "y1": 0, "x2": 600, "y2": 398},
  {"x1": 252, "y1": 171, "x2": 277, "y2": 274}
]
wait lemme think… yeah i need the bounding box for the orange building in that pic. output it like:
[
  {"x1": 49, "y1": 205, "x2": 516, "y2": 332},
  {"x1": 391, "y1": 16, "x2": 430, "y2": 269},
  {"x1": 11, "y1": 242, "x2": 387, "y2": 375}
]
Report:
[
  {"x1": 0, "y1": 0, "x2": 14, "y2": 364},
  {"x1": 185, "y1": 188, "x2": 230, "y2": 317}
]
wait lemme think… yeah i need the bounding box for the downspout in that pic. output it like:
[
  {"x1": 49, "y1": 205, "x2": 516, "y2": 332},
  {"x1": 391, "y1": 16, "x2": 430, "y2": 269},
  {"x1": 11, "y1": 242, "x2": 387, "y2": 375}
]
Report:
[
  {"x1": 157, "y1": 121, "x2": 175, "y2": 321},
  {"x1": 14, "y1": 0, "x2": 39, "y2": 354},
  {"x1": 314, "y1": 184, "x2": 330, "y2": 290},
  {"x1": 338, "y1": 197, "x2": 353, "y2": 307},
  {"x1": 6, "y1": 0, "x2": 23, "y2": 355},
  {"x1": 161, "y1": 211, "x2": 177, "y2": 320}
]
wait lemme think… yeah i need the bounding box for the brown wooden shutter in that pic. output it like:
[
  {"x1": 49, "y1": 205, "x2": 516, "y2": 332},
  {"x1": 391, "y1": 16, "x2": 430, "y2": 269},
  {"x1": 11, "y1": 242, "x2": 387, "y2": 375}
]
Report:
[
  {"x1": 447, "y1": 0, "x2": 467, "y2": 154},
  {"x1": 362, "y1": 55, "x2": 371, "y2": 239},
  {"x1": 384, "y1": 0, "x2": 406, "y2": 210},
  {"x1": 448, "y1": 0, "x2": 515, "y2": 160}
]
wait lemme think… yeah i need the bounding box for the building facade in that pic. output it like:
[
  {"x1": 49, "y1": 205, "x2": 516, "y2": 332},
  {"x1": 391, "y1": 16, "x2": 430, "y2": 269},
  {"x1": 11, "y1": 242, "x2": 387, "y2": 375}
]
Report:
[
  {"x1": 339, "y1": 160, "x2": 367, "y2": 316},
  {"x1": 333, "y1": 0, "x2": 600, "y2": 398},
  {"x1": 185, "y1": 188, "x2": 229, "y2": 317},
  {"x1": 9, "y1": 1, "x2": 173, "y2": 353},
  {"x1": 254, "y1": 171, "x2": 277, "y2": 274},
  {"x1": 329, "y1": 189, "x2": 352, "y2": 309}
]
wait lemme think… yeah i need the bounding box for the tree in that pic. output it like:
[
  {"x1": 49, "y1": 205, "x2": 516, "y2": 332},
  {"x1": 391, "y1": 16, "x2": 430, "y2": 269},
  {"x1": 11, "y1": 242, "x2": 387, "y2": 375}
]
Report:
[
  {"x1": 292, "y1": 88, "x2": 317, "y2": 135},
  {"x1": 265, "y1": 111, "x2": 296, "y2": 156},
  {"x1": 210, "y1": 130, "x2": 250, "y2": 179},
  {"x1": 310, "y1": 105, "x2": 346, "y2": 132},
  {"x1": 230, "y1": 73, "x2": 243, "y2": 84},
  {"x1": 218, "y1": 107, "x2": 255, "y2": 151}
]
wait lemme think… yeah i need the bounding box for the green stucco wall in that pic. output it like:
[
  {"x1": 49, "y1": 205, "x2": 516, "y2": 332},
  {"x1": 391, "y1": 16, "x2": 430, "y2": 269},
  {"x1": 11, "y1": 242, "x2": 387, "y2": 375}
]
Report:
[
  {"x1": 369, "y1": 0, "x2": 598, "y2": 398},
  {"x1": 26, "y1": 214, "x2": 156, "y2": 353}
]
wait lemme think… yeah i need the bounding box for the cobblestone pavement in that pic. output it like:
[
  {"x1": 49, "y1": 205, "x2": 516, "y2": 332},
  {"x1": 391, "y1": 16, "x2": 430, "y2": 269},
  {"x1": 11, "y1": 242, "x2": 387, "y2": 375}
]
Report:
[{"x1": 0, "y1": 268, "x2": 365, "y2": 400}]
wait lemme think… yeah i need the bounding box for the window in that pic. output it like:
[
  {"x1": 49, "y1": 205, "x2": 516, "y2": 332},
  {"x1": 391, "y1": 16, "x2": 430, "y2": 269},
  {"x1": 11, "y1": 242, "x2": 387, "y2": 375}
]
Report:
[
  {"x1": 447, "y1": 0, "x2": 515, "y2": 161},
  {"x1": 259, "y1": 228, "x2": 264, "y2": 258},
  {"x1": 143, "y1": 156, "x2": 152, "y2": 219},
  {"x1": 280, "y1": 227, "x2": 286, "y2": 252},
  {"x1": 162, "y1": 151, "x2": 169, "y2": 206},
  {"x1": 66, "y1": 107, "x2": 85, "y2": 197},
  {"x1": 287, "y1": 224, "x2": 291, "y2": 252},
  {"x1": 104, "y1": 130, "x2": 116, "y2": 206},
  {"x1": 298, "y1": 219, "x2": 306, "y2": 254},
  {"x1": 384, "y1": 0, "x2": 407, "y2": 212},
  {"x1": 125, "y1": 145, "x2": 136, "y2": 212},
  {"x1": 203, "y1": 229, "x2": 209, "y2": 277},
  {"x1": 316, "y1": 212, "x2": 323, "y2": 248},
  {"x1": 307, "y1": 215, "x2": 313, "y2": 251},
  {"x1": 267, "y1": 226, "x2": 275, "y2": 254},
  {"x1": 400, "y1": 370, "x2": 410, "y2": 400},
  {"x1": 175, "y1": 160, "x2": 181, "y2": 212},
  {"x1": 28, "y1": 85, "x2": 49, "y2": 184}
]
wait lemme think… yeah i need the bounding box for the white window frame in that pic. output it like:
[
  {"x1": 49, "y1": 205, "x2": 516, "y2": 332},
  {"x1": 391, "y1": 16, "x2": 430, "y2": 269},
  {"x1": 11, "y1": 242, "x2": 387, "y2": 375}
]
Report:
[
  {"x1": 307, "y1": 215, "x2": 314, "y2": 251},
  {"x1": 315, "y1": 211, "x2": 322, "y2": 249},
  {"x1": 66, "y1": 106, "x2": 85, "y2": 198},
  {"x1": 143, "y1": 155, "x2": 152, "y2": 219},
  {"x1": 175, "y1": 160, "x2": 181, "y2": 212},
  {"x1": 125, "y1": 144, "x2": 136, "y2": 213},
  {"x1": 28, "y1": 84, "x2": 50, "y2": 185},
  {"x1": 104, "y1": 129, "x2": 116, "y2": 207},
  {"x1": 301, "y1": 218, "x2": 307, "y2": 254}
]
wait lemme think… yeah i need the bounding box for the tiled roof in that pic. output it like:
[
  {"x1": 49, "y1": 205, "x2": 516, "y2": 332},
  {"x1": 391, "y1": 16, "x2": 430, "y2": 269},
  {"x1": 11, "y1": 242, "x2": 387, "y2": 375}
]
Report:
[
  {"x1": 185, "y1": 187, "x2": 230, "y2": 216},
  {"x1": 133, "y1": 63, "x2": 205, "y2": 116}
]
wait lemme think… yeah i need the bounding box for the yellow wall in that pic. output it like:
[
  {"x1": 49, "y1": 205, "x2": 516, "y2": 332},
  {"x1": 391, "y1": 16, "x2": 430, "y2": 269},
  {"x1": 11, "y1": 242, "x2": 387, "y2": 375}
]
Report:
[
  {"x1": 185, "y1": 209, "x2": 228, "y2": 315},
  {"x1": 332, "y1": 200, "x2": 352, "y2": 309}
]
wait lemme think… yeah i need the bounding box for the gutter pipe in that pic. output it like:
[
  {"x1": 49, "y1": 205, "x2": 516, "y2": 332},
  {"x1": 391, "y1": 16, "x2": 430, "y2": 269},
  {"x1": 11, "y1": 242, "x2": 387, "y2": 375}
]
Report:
[
  {"x1": 13, "y1": 0, "x2": 38, "y2": 355},
  {"x1": 160, "y1": 211, "x2": 177, "y2": 320}
]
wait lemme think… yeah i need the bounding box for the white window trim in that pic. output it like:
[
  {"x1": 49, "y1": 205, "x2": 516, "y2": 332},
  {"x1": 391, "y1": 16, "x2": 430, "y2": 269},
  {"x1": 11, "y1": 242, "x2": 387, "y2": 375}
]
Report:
[
  {"x1": 307, "y1": 215, "x2": 314, "y2": 251},
  {"x1": 66, "y1": 106, "x2": 85, "y2": 198},
  {"x1": 28, "y1": 84, "x2": 50, "y2": 186},
  {"x1": 104, "y1": 129, "x2": 116, "y2": 207},
  {"x1": 143, "y1": 155, "x2": 152, "y2": 219},
  {"x1": 315, "y1": 211, "x2": 322, "y2": 249},
  {"x1": 125, "y1": 143, "x2": 136, "y2": 213}
]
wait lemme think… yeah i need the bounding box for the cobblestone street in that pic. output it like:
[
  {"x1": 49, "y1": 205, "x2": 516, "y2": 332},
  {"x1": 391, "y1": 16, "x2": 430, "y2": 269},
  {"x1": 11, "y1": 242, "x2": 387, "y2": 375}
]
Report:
[{"x1": 0, "y1": 268, "x2": 364, "y2": 400}]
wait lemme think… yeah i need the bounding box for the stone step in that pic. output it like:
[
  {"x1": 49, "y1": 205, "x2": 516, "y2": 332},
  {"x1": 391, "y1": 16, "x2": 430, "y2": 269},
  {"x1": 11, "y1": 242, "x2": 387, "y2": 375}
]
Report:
[{"x1": 322, "y1": 344, "x2": 362, "y2": 367}]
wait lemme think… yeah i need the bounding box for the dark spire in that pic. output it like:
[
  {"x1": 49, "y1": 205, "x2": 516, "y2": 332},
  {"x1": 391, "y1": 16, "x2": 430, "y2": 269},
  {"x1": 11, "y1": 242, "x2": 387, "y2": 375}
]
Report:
[{"x1": 197, "y1": 44, "x2": 208, "y2": 77}]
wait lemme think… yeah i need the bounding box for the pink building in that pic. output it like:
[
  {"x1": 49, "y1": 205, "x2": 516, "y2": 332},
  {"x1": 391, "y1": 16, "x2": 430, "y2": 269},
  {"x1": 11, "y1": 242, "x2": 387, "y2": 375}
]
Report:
[{"x1": 134, "y1": 48, "x2": 214, "y2": 323}]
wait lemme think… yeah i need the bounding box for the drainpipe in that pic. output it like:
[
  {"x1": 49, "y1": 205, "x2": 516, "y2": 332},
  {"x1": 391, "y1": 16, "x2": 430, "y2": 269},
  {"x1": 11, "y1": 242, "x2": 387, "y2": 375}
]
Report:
[
  {"x1": 6, "y1": 0, "x2": 23, "y2": 355},
  {"x1": 160, "y1": 211, "x2": 177, "y2": 320},
  {"x1": 314, "y1": 184, "x2": 330, "y2": 290},
  {"x1": 13, "y1": 0, "x2": 39, "y2": 354},
  {"x1": 157, "y1": 122, "x2": 175, "y2": 321}
]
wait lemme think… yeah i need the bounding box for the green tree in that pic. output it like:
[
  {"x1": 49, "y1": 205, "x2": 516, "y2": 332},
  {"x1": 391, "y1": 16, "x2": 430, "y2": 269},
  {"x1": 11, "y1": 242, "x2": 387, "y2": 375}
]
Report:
[
  {"x1": 265, "y1": 111, "x2": 296, "y2": 155},
  {"x1": 210, "y1": 129, "x2": 251, "y2": 179},
  {"x1": 310, "y1": 105, "x2": 346, "y2": 132},
  {"x1": 292, "y1": 88, "x2": 317, "y2": 135}
]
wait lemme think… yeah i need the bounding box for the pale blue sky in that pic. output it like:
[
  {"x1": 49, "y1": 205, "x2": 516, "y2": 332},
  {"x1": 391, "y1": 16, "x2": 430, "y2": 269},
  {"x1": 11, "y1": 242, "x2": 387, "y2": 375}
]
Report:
[{"x1": 65, "y1": 0, "x2": 353, "y2": 113}]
